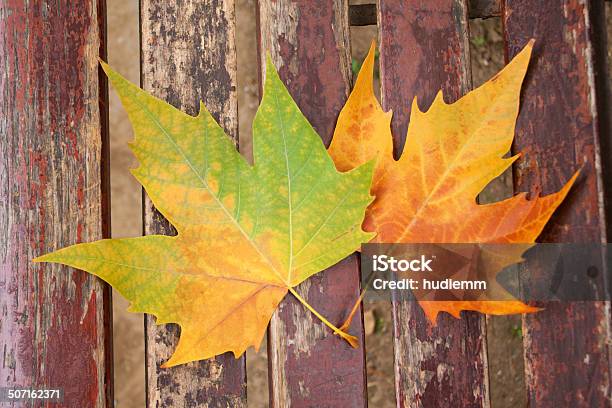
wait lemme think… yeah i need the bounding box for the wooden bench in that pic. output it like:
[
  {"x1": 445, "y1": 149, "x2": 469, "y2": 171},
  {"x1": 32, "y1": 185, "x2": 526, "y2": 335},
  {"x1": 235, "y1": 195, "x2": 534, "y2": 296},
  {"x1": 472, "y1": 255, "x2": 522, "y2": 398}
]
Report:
[{"x1": 1, "y1": 0, "x2": 610, "y2": 406}]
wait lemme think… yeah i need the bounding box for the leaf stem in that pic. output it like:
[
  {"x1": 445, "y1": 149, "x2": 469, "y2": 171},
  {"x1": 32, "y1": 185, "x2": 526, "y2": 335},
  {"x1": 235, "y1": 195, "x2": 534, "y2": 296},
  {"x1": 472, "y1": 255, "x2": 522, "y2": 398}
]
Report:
[
  {"x1": 338, "y1": 287, "x2": 368, "y2": 333},
  {"x1": 288, "y1": 287, "x2": 358, "y2": 348},
  {"x1": 338, "y1": 268, "x2": 377, "y2": 332}
]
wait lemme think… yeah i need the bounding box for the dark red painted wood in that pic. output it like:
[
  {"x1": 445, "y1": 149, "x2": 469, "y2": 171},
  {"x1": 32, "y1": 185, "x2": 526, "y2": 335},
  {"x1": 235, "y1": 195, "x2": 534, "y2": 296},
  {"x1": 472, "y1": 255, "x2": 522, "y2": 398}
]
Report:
[
  {"x1": 256, "y1": 1, "x2": 367, "y2": 407},
  {"x1": 347, "y1": 0, "x2": 503, "y2": 27},
  {"x1": 468, "y1": 0, "x2": 501, "y2": 19},
  {"x1": 503, "y1": 1, "x2": 611, "y2": 406},
  {"x1": 349, "y1": 4, "x2": 377, "y2": 26},
  {"x1": 378, "y1": 1, "x2": 491, "y2": 407},
  {"x1": 0, "y1": 0, "x2": 112, "y2": 407},
  {"x1": 139, "y1": 1, "x2": 246, "y2": 406}
]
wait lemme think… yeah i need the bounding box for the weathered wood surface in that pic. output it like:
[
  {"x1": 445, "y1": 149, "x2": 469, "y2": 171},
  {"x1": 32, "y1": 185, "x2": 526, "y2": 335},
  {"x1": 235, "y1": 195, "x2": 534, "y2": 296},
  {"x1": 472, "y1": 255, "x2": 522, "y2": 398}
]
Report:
[
  {"x1": 257, "y1": 1, "x2": 368, "y2": 406},
  {"x1": 0, "y1": 0, "x2": 112, "y2": 407},
  {"x1": 378, "y1": 1, "x2": 491, "y2": 407},
  {"x1": 468, "y1": 0, "x2": 500, "y2": 19},
  {"x1": 349, "y1": 4, "x2": 377, "y2": 26},
  {"x1": 503, "y1": 1, "x2": 611, "y2": 406},
  {"x1": 347, "y1": 1, "x2": 502, "y2": 27},
  {"x1": 139, "y1": 1, "x2": 246, "y2": 406}
]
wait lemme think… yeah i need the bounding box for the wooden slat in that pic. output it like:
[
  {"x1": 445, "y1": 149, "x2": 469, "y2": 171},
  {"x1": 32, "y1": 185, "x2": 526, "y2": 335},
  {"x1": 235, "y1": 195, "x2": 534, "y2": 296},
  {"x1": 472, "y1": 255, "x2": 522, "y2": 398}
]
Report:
[
  {"x1": 0, "y1": 0, "x2": 112, "y2": 406},
  {"x1": 139, "y1": 1, "x2": 246, "y2": 406},
  {"x1": 503, "y1": 1, "x2": 611, "y2": 406},
  {"x1": 347, "y1": 1, "x2": 502, "y2": 26},
  {"x1": 378, "y1": 1, "x2": 491, "y2": 406},
  {"x1": 349, "y1": 4, "x2": 377, "y2": 26},
  {"x1": 256, "y1": 1, "x2": 368, "y2": 406},
  {"x1": 468, "y1": 0, "x2": 500, "y2": 19}
]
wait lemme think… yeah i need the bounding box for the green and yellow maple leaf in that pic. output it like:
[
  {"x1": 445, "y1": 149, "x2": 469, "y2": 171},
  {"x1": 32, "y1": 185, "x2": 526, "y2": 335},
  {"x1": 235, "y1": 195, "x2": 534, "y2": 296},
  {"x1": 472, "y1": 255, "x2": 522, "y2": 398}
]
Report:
[{"x1": 35, "y1": 58, "x2": 374, "y2": 367}]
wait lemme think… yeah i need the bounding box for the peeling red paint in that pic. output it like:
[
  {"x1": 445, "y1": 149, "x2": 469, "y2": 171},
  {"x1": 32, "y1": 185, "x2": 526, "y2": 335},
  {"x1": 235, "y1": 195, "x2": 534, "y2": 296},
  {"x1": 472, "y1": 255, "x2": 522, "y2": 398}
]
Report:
[
  {"x1": 378, "y1": 1, "x2": 489, "y2": 407},
  {"x1": 276, "y1": 257, "x2": 367, "y2": 407},
  {"x1": 379, "y1": 0, "x2": 471, "y2": 158},
  {"x1": 45, "y1": 293, "x2": 100, "y2": 405},
  {"x1": 504, "y1": 1, "x2": 611, "y2": 406},
  {"x1": 0, "y1": 1, "x2": 111, "y2": 407}
]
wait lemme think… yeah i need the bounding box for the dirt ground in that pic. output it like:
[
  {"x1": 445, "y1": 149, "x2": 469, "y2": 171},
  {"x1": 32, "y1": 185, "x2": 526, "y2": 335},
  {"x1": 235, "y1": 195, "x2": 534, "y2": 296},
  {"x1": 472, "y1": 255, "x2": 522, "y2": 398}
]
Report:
[{"x1": 107, "y1": 2, "x2": 611, "y2": 407}]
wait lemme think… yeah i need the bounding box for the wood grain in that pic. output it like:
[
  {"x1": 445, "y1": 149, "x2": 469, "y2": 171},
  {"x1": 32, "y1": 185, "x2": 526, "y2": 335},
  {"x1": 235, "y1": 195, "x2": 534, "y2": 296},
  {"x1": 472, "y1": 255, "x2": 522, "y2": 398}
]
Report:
[
  {"x1": 346, "y1": 0, "x2": 503, "y2": 26},
  {"x1": 349, "y1": 4, "x2": 377, "y2": 26},
  {"x1": 378, "y1": 1, "x2": 491, "y2": 407},
  {"x1": 256, "y1": 1, "x2": 368, "y2": 407},
  {"x1": 0, "y1": 0, "x2": 112, "y2": 407},
  {"x1": 468, "y1": 0, "x2": 500, "y2": 19},
  {"x1": 139, "y1": 1, "x2": 246, "y2": 406},
  {"x1": 503, "y1": 1, "x2": 611, "y2": 406}
]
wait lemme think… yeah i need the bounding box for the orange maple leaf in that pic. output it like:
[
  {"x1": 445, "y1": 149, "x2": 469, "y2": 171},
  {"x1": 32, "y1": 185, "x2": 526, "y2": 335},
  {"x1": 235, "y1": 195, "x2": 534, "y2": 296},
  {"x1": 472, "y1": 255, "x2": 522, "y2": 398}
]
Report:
[{"x1": 329, "y1": 40, "x2": 578, "y2": 323}]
